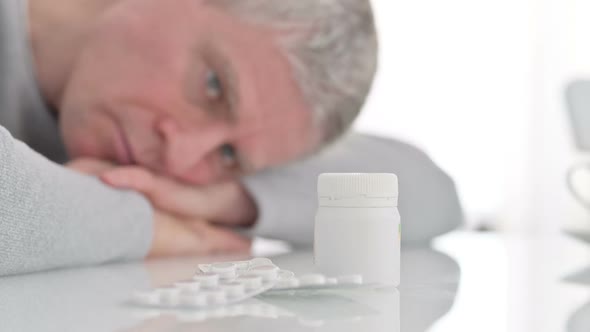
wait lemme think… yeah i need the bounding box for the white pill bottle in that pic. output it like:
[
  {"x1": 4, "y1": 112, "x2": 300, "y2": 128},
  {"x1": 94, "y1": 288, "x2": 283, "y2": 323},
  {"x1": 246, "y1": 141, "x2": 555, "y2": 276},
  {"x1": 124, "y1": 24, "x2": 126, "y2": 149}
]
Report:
[{"x1": 314, "y1": 173, "x2": 400, "y2": 286}]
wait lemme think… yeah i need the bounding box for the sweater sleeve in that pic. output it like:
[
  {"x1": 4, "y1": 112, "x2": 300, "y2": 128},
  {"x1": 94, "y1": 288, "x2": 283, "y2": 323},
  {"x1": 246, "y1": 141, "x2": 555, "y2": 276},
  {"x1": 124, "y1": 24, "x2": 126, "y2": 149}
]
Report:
[
  {"x1": 241, "y1": 132, "x2": 463, "y2": 246},
  {"x1": 0, "y1": 125, "x2": 153, "y2": 276}
]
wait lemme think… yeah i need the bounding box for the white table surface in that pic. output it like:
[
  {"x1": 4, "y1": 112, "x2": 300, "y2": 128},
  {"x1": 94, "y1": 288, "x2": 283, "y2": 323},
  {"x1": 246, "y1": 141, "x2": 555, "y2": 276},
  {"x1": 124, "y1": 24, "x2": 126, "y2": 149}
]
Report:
[{"x1": 2, "y1": 231, "x2": 589, "y2": 332}]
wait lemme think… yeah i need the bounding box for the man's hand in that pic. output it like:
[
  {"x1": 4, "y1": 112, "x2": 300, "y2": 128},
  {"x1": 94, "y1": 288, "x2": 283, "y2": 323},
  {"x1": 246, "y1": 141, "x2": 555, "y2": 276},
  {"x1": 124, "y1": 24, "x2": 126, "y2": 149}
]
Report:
[
  {"x1": 99, "y1": 166, "x2": 258, "y2": 227},
  {"x1": 67, "y1": 159, "x2": 251, "y2": 258},
  {"x1": 149, "y1": 210, "x2": 250, "y2": 258}
]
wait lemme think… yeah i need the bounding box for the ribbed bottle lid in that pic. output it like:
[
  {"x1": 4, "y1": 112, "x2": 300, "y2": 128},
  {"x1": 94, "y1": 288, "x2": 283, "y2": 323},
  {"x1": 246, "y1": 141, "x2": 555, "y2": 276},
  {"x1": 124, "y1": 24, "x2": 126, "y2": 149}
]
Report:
[{"x1": 318, "y1": 173, "x2": 398, "y2": 206}]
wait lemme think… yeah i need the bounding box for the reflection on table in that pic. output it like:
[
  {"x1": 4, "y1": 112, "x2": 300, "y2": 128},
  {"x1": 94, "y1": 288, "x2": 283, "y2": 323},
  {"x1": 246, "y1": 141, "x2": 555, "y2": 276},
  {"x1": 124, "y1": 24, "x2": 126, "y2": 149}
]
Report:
[{"x1": 0, "y1": 247, "x2": 460, "y2": 332}]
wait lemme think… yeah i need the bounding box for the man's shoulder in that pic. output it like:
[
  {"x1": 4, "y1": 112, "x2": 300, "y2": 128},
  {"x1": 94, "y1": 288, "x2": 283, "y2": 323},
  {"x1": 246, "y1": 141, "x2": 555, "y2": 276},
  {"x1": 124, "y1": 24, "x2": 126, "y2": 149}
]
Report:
[{"x1": 0, "y1": 0, "x2": 67, "y2": 163}]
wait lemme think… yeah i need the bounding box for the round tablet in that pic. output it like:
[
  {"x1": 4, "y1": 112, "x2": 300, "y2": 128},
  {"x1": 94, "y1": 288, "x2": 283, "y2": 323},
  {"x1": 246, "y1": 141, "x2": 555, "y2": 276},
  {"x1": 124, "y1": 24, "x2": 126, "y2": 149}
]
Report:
[
  {"x1": 197, "y1": 264, "x2": 212, "y2": 273},
  {"x1": 326, "y1": 278, "x2": 338, "y2": 285},
  {"x1": 179, "y1": 293, "x2": 207, "y2": 307},
  {"x1": 274, "y1": 277, "x2": 300, "y2": 289},
  {"x1": 249, "y1": 257, "x2": 274, "y2": 268},
  {"x1": 201, "y1": 289, "x2": 227, "y2": 305},
  {"x1": 237, "y1": 275, "x2": 263, "y2": 290},
  {"x1": 278, "y1": 270, "x2": 295, "y2": 279},
  {"x1": 193, "y1": 272, "x2": 220, "y2": 287},
  {"x1": 335, "y1": 275, "x2": 363, "y2": 285},
  {"x1": 233, "y1": 261, "x2": 250, "y2": 269},
  {"x1": 220, "y1": 281, "x2": 246, "y2": 298},
  {"x1": 211, "y1": 262, "x2": 237, "y2": 278},
  {"x1": 175, "y1": 280, "x2": 201, "y2": 292},
  {"x1": 298, "y1": 274, "x2": 327, "y2": 286},
  {"x1": 248, "y1": 265, "x2": 280, "y2": 281}
]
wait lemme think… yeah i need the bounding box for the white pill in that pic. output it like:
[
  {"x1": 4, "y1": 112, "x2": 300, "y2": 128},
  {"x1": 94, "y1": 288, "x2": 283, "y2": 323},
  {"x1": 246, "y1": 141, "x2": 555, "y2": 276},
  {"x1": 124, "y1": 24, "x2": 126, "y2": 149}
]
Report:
[
  {"x1": 274, "y1": 277, "x2": 300, "y2": 289},
  {"x1": 249, "y1": 257, "x2": 274, "y2": 268},
  {"x1": 237, "y1": 275, "x2": 263, "y2": 290},
  {"x1": 248, "y1": 265, "x2": 280, "y2": 281},
  {"x1": 211, "y1": 262, "x2": 238, "y2": 278},
  {"x1": 156, "y1": 287, "x2": 180, "y2": 306},
  {"x1": 175, "y1": 280, "x2": 201, "y2": 292},
  {"x1": 193, "y1": 272, "x2": 220, "y2": 287},
  {"x1": 232, "y1": 261, "x2": 250, "y2": 270},
  {"x1": 179, "y1": 293, "x2": 208, "y2": 307},
  {"x1": 335, "y1": 275, "x2": 363, "y2": 285},
  {"x1": 202, "y1": 289, "x2": 227, "y2": 305},
  {"x1": 298, "y1": 274, "x2": 327, "y2": 286},
  {"x1": 278, "y1": 270, "x2": 295, "y2": 279},
  {"x1": 326, "y1": 278, "x2": 338, "y2": 285},
  {"x1": 197, "y1": 264, "x2": 212, "y2": 273},
  {"x1": 220, "y1": 281, "x2": 246, "y2": 298},
  {"x1": 132, "y1": 290, "x2": 160, "y2": 305}
]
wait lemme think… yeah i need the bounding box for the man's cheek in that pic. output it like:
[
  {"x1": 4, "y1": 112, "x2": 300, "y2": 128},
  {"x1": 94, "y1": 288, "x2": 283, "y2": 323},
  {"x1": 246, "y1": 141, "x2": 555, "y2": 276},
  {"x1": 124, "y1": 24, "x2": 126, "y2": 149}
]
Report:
[
  {"x1": 64, "y1": 134, "x2": 103, "y2": 160},
  {"x1": 61, "y1": 116, "x2": 111, "y2": 161}
]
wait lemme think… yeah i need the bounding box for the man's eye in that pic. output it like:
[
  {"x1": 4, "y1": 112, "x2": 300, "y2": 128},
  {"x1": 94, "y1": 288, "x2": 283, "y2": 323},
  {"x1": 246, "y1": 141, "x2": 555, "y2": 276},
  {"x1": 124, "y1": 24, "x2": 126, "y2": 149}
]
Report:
[
  {"x1": 206, "y1": 70, "x2": 223, "y2": 99},
  {"x1": 220, "y1": 143, "x2": 238, "y2": 168}
]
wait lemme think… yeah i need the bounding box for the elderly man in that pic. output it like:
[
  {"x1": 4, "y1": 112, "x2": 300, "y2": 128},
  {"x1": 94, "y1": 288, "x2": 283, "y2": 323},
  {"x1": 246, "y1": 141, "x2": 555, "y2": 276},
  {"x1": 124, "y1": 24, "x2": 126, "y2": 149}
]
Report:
[{"x1": 0, "y1": 0, "x2": 462, "y2": 276}]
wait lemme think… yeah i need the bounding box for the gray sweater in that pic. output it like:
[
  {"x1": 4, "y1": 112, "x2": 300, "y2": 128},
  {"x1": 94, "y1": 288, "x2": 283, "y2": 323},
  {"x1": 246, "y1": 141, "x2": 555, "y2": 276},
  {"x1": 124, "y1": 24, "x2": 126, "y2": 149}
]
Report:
[{"x1": 0, "y1": 0, "x2": 462, "y2": 276}]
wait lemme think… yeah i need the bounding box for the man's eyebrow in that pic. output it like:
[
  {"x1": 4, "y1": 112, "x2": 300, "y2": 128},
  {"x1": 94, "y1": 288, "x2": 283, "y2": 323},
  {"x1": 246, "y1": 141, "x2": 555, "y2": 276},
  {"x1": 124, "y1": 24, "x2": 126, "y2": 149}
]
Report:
[
  {"x1": 205, "y1": 46, "x2": 240, "y2": 124},
  {"x1": 208, "y1": 51, "x2": 258, "y2": 171},
  {"x1": 200, "y1": 45, "x2": 259, "y2": 171}
]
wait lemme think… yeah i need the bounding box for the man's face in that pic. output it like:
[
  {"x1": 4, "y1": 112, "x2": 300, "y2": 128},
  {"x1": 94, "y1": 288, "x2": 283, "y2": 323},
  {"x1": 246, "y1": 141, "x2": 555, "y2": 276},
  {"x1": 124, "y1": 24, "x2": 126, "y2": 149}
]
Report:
[{"x1": 59, "y1": 0, "x2": 316, "y2": 185}]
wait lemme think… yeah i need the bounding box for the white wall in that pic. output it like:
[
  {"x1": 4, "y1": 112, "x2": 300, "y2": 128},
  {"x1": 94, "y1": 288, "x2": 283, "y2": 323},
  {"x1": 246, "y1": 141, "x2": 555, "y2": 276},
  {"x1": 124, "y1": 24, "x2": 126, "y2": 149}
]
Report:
[
  {"x1": 356, "y1": 0, "x2": 590, "y2": 231},
  {"x1": 356, "y1": 0, "x2": 534, "y2": 228}
]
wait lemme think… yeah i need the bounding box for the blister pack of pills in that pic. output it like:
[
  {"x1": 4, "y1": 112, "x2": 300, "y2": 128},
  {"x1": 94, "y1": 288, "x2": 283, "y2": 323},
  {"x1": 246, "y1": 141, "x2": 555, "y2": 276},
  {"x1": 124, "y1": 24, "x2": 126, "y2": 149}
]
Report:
[
  {"x1": 131, "y1": 257, "x2": 364, "y2": 310},
  {"x1": 271, "y1": 273, "x2": 363, "y2": 291}
]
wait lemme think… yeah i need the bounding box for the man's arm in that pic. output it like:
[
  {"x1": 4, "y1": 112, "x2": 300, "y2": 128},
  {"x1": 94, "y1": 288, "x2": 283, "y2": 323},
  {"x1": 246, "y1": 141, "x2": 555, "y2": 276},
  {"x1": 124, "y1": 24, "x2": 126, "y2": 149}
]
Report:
[
  {"x1": 242, "y1": 132, "x2": 464, "y2": 246},
  {"x1": 0, "y1": 125, "x2": 153, "y2": 276},
  {"x1": 93, "y1": 132, "x2": 463, "y2": 247}
]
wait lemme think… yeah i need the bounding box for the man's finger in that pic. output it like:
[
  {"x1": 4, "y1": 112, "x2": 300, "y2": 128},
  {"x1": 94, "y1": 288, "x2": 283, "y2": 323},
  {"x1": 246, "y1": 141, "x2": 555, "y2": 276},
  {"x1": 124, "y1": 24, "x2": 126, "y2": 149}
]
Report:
[
  {"x1": 67, "y1": 158, "x2": 115, "y2": 175},
  {"x1": 100, "y1": 167, "x2": 156, "y2": 193},
  {"x1": 101, "y1": 168, "x2": 254, "y2": 226},
  {"x1": 101, "y1": 168, "x2": 206, "y2": 216}
]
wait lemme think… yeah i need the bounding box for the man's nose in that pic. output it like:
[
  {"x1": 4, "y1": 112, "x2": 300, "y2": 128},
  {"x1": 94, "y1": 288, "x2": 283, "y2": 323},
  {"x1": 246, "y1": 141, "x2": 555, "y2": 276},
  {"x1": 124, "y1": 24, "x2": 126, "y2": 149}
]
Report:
[{"x1": 156, "y1": 118, "x2": 226, "y2": 183}]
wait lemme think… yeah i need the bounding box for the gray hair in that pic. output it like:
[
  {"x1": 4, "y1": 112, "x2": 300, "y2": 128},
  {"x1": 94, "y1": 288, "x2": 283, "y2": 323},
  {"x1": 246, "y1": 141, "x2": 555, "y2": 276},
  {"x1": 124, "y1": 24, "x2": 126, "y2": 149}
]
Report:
[{"x1": 209, "y1": 0, "x2": 378, "y2": 147}]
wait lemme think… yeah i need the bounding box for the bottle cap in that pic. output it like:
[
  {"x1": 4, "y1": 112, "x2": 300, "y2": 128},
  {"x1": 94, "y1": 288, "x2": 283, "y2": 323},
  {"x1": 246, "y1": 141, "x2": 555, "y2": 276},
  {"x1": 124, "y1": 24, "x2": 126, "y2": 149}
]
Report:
[{"x1": 317, "y1": 173, "x2": 398, "y2": 207}]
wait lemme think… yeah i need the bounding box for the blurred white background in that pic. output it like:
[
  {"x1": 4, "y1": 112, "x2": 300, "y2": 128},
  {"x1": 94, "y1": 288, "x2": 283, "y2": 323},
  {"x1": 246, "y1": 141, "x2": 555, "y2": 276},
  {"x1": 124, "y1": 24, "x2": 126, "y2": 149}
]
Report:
[{"x1": 355, "y1": 0, "x2": 590, "y2": 233}]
